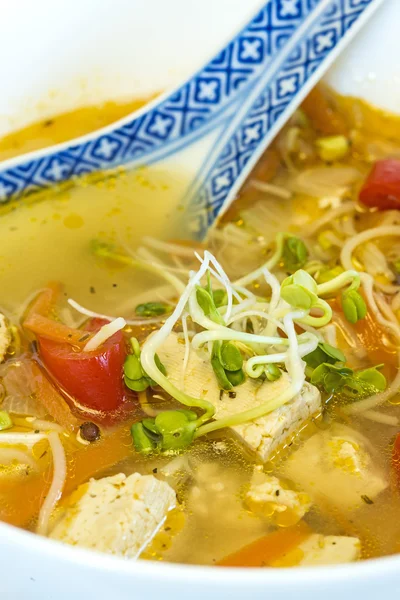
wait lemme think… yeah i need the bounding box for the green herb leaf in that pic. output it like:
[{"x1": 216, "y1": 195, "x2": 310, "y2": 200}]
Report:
[
  {"x1": 282, "y1": 237, "x2": 309, "y2": 273},
  {"x1": 304, "y1": 342, "x2": 346, "y2": 369},
  {"x1": 211, "y1": 347, "x2": 233, "y2": 391},
  {"x1": 342, "y1": 289, "x2": 367, "y2": 324},
  {"x1": 124, "y1": 376, "x2": 150, "y2": 392},
  {"x1": 135, "y1": 302, "x2": 170, "y2": 317}
]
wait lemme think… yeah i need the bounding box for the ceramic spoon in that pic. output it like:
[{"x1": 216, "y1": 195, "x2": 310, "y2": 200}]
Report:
[{"x1": 0, "y1": 0, "x2": 383, "y2": 239}]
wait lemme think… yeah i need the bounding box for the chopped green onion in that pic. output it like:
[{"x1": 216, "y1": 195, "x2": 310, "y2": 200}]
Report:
[
  {"x1": 342, "y1": 289, "x2": 367, "y2": 324},
  {"x1": 282, "y1": 237, "x2": 309, "y2": 273},
  {"x1": 135, "y1": 302, "x2": 170, "y2": 317},
  {"x1": 315, "y1": 135, "x2": 349, "y2": 162},
  {"x1": 0, "y1": 411, "x2": 13, "y2": 431}
]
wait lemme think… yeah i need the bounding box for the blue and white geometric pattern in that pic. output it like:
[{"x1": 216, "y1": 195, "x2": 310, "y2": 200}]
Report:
[
  {"x1": 0, "y1": 0, "x2": 318, "y2": 201},
  {"x1": 190, "y1": 0, "x2": 380, "y2": 237}
]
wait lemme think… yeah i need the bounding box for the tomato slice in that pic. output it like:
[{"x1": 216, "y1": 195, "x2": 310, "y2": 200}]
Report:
[
  {"x1": 359, "y1": 159, "x2": 400, "y2": 210},
  {"x1": 38, "y1": 318, "x2": 130, "y2": 419}
]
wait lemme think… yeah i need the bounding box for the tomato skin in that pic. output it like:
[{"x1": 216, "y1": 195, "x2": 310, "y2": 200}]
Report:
[
  {"x1": 359, "y1": 159, "x2": 400, "y2": 210},
  {"x1": 38, "y1": 319, "x2": 129, "y2": 415}
]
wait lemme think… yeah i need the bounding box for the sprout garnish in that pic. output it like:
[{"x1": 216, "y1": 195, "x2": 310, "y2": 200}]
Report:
[{"x1": 92, "y1": 235, "x2": 381, "y2": 455}]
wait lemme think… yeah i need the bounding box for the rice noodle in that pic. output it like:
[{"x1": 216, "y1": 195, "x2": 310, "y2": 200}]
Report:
[
  {"x1": 361, "y1": 410, "x2": 399, "y2": 426},
  {"x1": 36, "y1": 432, "x2": 67, "y2": 536},
  {"x1": 0, "y1": 431, "x2": 46, "y2": 448},
  {"x1": 26, "y1": 419, "x2": 64, "y2": 433},
  {"x1": 302, "y1": 203, "x2": 355, "y2": 237},
  {"x1": 83, "y1": 317, "x2": 126, "y2": 352},
  {"x1": 361, "y1": 274, "x2": 400, "y2": 341},
  {"x1": 0, "y1": 447, "x2": 37, "y2": 470},
  {"x1": 142, "y1": 236, "x2": 202, "y2": 259},
  {"x1": 341, "y1": 226, "x2": 400, "y2": 271},
  {"x1": 250, "y1": 180, "x2": 292, "y2": 199}
]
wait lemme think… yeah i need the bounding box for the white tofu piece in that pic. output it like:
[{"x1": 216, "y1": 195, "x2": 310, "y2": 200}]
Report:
[
  {"x1": 297, "y1": 534, "x2": 361, "y2": 566},
  {"x1": 159, "y1": 333, "x2": 321, "y2": 462},
  {"x1": 283, "y1": 424, "x2": 388, "y2": 509},
  {"x1": 0, "y1": 314, "x2": 11, "y2": 363},
  {"x1": 49, "y1": 472, "x2": 176, "y2": 558},
  {"x1": 245, "y1": 467, "x2": 311, "y2": 525}
]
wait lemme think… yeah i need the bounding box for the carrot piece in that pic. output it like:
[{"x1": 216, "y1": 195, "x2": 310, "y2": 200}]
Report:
[
  {"x1": 301, "y1": 86, "x2": 347, "y2": 135},
  {"x1": 217, "y1": 522, "x2": 311, "y2": 567},
  {"x1": 0, "y1": 424, "x2": 135, "y2": 528},
  {"x1": 23, "y1": 284, "x2": 94, "y2": 347},
  {"x1": 31, "y1": 362, "x2": 81, "y2": 432}
]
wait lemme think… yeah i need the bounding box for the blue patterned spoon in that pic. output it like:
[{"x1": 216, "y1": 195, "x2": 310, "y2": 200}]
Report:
[{"x1": 0, "y1": 0, "x2": 383, "y2": 238}]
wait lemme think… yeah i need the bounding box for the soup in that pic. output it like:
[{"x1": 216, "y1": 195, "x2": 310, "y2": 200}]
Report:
[{"x1": 1, "y1": 85, "x2": 400, "y2": 567}]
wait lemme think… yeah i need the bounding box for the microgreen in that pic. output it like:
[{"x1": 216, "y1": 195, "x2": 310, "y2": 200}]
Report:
[
  {"x1": 282, "y1": 237, "x2": 309, "y2": 273},
  {"x1": 123, "y1": 337, "x2": 167, "y2": 392},
  {"x1": 304, "y1": 342, "x2": 346, "y2": 369},
  {"x1": 131, "y1": 409, "x2": 198, "y2": 454},
  {"x1": 135, "y1": 302, "x2": 171, "y2": 317},
  {"x1": 342, "y1": 289, "x2": 367, "y2": 324}
]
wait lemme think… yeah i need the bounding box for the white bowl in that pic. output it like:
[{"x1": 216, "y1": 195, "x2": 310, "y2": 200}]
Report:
[{"x1": 1, "y1": 1, "x2": 400, "y2": 598}]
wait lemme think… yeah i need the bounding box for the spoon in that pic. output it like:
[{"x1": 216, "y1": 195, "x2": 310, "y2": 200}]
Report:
[{"x1": 0, "y1": 0, "x2": 383, "y2": 239}]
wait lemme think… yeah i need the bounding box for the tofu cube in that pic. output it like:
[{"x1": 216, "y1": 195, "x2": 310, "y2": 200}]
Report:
[
  {"x1": 283, "y1": 424, "x2": 388, "y2": 509},
  {"x1": 245, "y1": 467, "x2": 311, "y2": 526},
  {"x1": 49, "y1": 472, "x2": 176, "y2": 558},
  {"x1": 159, "y1": 333, "x2": 321, "y2": 462},
  {"x1": 297, "y1": 534, "x2": 361, "y2": 566}
]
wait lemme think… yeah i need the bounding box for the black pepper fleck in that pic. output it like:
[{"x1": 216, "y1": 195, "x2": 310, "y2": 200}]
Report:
[
  {"x1": 219, "y1": 389, "x2": 224, "y2": 400},
  {"x1": 275, "y1": 489, "x2": 280, "y2": 496},
  {"x1": 80, "y1": 421, "x2": 101, "y2": 442},
  {"x1": 228, "y1": 391, "x2": 236, "y2": 399},
  {"x1": 90, "y1": 286, "x2": 96, "y2": 294},
  {"x1": 153, "y1": 468, "x2": 158, "y2": 474},
  {"x1": 112, "y1": 283, "x2": 118, "y2": 288},
  {"x1": 361, "y1": 494, "x2": 374, "y2": 505},
  {"x1": 78, "y1": 333, "x2": 90, "y2": 342},
  {"x1": 43, "y1": 119, "x2": 54, "y2": 128}
]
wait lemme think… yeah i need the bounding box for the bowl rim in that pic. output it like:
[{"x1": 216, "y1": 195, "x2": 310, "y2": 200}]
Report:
[{"x1": 2, "y1": 519, "x2": 400, "y2": 586}]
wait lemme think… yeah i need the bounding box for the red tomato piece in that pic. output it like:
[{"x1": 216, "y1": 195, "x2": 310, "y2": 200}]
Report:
[
  {"x1": 38, "y1": 318, "x2": 129, "y2": 416},
  {"x1": 359, "y1": 159, "x2": 400, "y2": 210},
  {"x1": 393, "y1": 433, "x2": 400, "y2": 487}
]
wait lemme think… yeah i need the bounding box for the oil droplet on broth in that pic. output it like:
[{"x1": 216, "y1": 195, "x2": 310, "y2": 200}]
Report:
[{"x1": 63, "y1": 214, "x2": 84, "y2": 229}]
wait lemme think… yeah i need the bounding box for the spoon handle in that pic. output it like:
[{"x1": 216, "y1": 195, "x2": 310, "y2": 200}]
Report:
[
  {"x1": 0, "y1": 1, "x2": 332, "y2": 202},
  {"x1": 188, "y1": 0, "x2": 384, "y2": 238}
]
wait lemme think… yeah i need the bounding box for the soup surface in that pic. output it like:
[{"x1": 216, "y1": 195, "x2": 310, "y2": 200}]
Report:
[{"x1": 1, "y1": 86, "x2": 400, "y2": 567}]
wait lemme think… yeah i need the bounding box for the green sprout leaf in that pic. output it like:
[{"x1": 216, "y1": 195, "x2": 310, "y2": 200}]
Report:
[
  {"x1": 342, "y1": 289, "x2": 367, "y2": 324},
  {"x1": 196, "y1": 287, "x2": 224, "y2": 325},
  {"x1": 131, "y1": 423, "x2": 156, "y2": 455},
  {"x1": 282, "y1": 237, "x2": 309, "y2": 273},
  {"x1": 281, "y1": 269, "x2": 319, "y2": 310},
  {"x1": 213, "y1": 289, "x2": 227, "y2": 308},
  {"x1": 265, "y1": 364, "x2": 282, "y2": 382},
  {"x1": 135, "y1": 302, "x2": 170, "y2": 317},
  {"x1": 0, "y1": 411, "x2": 13, "y2": 431},
  {"x1": 124, "y1": 338, "x2": 167, "y2": 392},
  {"x1": 219, "y1": 342, "x2": 243, "y2": 372},
  {"x1": 225, "y1": 368, "x2": 246, "y2": 387},
  {"x1": 310, "y1": 361, "x2": 386, "y2": 400},
  {"x1": 317, "y1": 265, "x2": 344, "y2": 285},
  {"x1": 304, "y1": 342, "x2": 346, "y2": 369},
  {"x1": 211, "y1": 343, "x2": 233, "y2": 391},
  {"x1": 131, "y1": 410, "x2": 198, "y2": 454}
]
